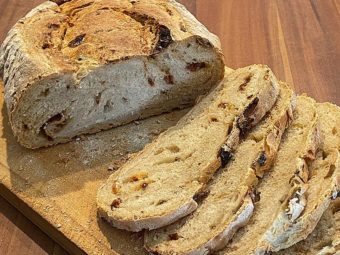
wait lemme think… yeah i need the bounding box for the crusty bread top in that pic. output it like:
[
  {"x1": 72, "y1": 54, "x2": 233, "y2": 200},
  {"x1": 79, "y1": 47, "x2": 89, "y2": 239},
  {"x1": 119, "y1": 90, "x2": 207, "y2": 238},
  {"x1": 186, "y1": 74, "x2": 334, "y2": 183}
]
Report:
[{"x1": 1, "y1": 0, "x2": 221, "y2": 72}]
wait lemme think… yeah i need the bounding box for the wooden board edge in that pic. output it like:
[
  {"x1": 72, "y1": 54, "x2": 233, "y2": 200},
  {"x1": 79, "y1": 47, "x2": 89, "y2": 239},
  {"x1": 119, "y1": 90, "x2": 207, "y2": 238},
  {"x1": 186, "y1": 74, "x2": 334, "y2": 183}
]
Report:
[{"x1": 0, "y1": 183, "x2": 86, "y2": 255}]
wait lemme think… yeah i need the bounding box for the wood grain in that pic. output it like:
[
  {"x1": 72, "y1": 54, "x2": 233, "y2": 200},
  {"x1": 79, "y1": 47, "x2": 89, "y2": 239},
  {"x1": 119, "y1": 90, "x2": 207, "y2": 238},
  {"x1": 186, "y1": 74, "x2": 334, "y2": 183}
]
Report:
[
  {"x1": 0, "y1": 0, "x2": 339, "y2": 255},
  {"x1": 0, "y1": 196, "x2": 68, "y2": 255}
]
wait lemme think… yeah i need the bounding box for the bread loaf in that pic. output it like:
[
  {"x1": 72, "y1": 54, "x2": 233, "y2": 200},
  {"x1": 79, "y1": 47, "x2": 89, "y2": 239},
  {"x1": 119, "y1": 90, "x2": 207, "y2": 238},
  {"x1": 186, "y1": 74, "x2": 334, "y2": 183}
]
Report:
[
  {"x1": 144, "y1": 82, "x2": 295, "y2": 255},
  {"x1": 219, "y1": 96, "x2": 321, "y2": 255},
  {"x1": 0, "y1": 0, "x2": 224, "y2": 148},
  {"x1": 97, "y1": 65, "x2": 279, "y2": 232}
]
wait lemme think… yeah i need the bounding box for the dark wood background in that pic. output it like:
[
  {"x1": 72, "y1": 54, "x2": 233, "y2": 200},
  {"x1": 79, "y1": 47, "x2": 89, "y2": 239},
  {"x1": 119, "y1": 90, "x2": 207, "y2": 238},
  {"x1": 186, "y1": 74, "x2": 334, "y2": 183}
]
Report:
[{"x1": 0, "y1": 0, "x2": 339, "y2": 254}]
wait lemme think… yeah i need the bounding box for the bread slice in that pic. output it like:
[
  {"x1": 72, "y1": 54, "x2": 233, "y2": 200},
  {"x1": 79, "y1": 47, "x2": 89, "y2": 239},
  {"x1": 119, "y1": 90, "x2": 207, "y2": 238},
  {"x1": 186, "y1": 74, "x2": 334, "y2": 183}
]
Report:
[
  {"x1": 218, "y1": 96, "x2": 321, "y2": 255},
  {"x1": 143, "y1": 82, "x2": 295, "y2": 255},
  {"x1": 276, "y1": 200, "x2": 340, "y2": 255},
  {"x1": 255, "y1": 102, "x2": 340, "y2": 253},
  {"x1": 0, "y1": 0, "x2": 224, "y2": 148},
  {"x1": 97, "y1": 65, "x2": 280, "y2": 232}
]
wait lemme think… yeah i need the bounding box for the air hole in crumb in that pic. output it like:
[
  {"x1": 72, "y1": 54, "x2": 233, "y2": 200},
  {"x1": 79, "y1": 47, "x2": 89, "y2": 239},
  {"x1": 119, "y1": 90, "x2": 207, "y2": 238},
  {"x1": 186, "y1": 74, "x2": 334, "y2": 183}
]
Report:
[
  {"x1": 66, "y1": 85, "x2": 70, "y2": 90},
  {"x1": 168, "y1": 233, "x2": 179, "y2": 240},
  {"x1": 166, "y1": 8, "x2": 173, "y2": 15},
  {"x1": 40, "y1": 88, "x2": 50, "y2": 97},
  {"x1": 95, "y1": 92, "x2": 102, "y2": 104},
  {"x1": 42, "y1": 43, "x2": 52, "y2": 49},
  {"x1": 164, "y1": 74, "x2": 174, "y2": 84},
  {"x1": 167, "y1": 145, "x2": 180, "y2": 153},
  {"x1": 48, "y1": 113, "x2": 63, "y2": 123},
  {"x1": 332, "y1": 127, "x2": 337, "y2": 135},
  {"x1": 186, "y1": 62, "x2": 207, "y2": 72},
  {"x1": 111, "y1": 198, "x2": 122, "y2": 209},
  {"x1": 156, "y1": 199, "x2": 167, "y2": 205},
  {"x1": 39, "y1": 125, "x2": 54, "y2": 141},
  {"x1": 48, "y1": 23, "x2": 60, "y2": 29},
  {"x1": 210, "y1": 117, "x2": 218, "y2": 122},
  {"x1": 226, "y1": 125, "x2": 233, "y2": 136},
  {"x1": 180, "y1": 23, "x2": 187, "y2": 32},
  {"x1": 148, "y1": 77, "x2": 155, "y2": 86},
  {"x1": 68, "y1": 34, "x2": 86, "y2": 48},
  {"x1": 104, "y1": 100, "x2": 114, "y2": 113},
  {"x1": 322, "y1": 150, "x2": 328, "y2": 160},
  {"x1": 218, "y1": 102, "x2": 227, "y2": 109},
  {"x1": 239, "y1": 75, "x2": 253, "y2": 91},
  {"x1": 307, "y1": 149, "x2": 314, "y2": 158},
  {"x1": 112, "y1": 183, "x2": 119, "y2": 194},
  {"x1": 196, "y1": 37, "x2": 213, "y2": 48},
  {"x1": 23, "y1": 124, "x2": 29, "y2": 130},
  {"x1": 324, "y1": 164, "x2": 335, "y2": 179}
]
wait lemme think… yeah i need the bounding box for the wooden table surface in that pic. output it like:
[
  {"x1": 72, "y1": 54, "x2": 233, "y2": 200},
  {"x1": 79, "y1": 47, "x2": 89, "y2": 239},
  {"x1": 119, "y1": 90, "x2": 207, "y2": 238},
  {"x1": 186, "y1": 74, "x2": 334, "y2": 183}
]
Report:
[{"x1": 0, "y1": 0, "x2": 339, "y2": 254}]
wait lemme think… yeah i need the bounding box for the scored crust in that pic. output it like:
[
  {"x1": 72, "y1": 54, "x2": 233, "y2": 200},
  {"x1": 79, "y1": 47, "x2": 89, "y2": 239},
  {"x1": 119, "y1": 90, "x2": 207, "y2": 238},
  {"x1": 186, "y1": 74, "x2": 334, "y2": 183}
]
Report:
[
  {"x1": 0, "y1": 0, "x2": 225, "y2": 148},
  {"x1": 143, "y1": 82, "x2": 295, "y2": 255},
  {"x1": 97, "y1": 65, "x2": 280, "y2": 232}
]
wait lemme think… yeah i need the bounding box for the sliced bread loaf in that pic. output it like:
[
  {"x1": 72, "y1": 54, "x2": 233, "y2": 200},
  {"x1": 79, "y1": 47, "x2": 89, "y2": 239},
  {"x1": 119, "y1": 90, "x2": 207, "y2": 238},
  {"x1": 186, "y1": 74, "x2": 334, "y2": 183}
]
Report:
[
  {"x1": 97, "y1": 65, "x2": 280, "y2": 232},
  {"x1": 143, "y1": 82, "x2": 295, "y2": 255},
  {"x1": 0, "y1": 0, "x2": 224, "y2": 148},
  {"x1": 276, "y1": 200, "x2": 340, "y2": 255},
  {"x1": 218, "y1": 96, "x2": 321, "y2": 255},
  {"x1": 256, "y1": 101, "x2": 340, "y2": 253}
]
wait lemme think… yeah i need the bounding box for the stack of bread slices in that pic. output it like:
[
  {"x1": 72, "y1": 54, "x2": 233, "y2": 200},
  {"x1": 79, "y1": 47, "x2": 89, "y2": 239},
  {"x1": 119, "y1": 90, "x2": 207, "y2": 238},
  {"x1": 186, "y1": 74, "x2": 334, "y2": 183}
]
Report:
[
  {"x1": 1, "y1": 0, "x2": 339, "y2": 254},
  {"x1": 98, "y1": 65, "x2": 340, "y2": 255}
]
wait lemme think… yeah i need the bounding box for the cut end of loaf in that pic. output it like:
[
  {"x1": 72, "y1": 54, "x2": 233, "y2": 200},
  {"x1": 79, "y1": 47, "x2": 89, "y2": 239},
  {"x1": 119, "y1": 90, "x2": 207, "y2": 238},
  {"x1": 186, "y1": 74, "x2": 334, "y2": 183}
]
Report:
[{"x1": 8, "y1": 36, "x2": 224, "y2": 148}]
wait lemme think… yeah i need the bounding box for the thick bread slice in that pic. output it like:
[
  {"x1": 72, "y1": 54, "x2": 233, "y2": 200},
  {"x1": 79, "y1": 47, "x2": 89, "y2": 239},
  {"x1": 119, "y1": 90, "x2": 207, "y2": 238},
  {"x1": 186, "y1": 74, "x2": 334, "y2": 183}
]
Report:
[
  {"x1": 276, "y1": 200, "x2": 340, "y2": 255},
  {"x1": 143, "y1": 82, "x2": 295, "y2": 255},
  {"x1": 0, "y1": 0, "x2": 224, "y2": 148},
  {"x1": 219, "y1": 96, "x2": 321, "y2": 255},
  {"x1": 97, "y1": 65, "x2": 280, "y2": 232},
  {"x1": 256, "y1": 102, "x2": 340, "y2": 253}
]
